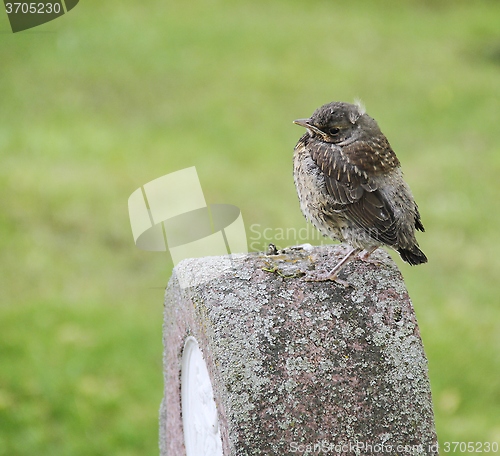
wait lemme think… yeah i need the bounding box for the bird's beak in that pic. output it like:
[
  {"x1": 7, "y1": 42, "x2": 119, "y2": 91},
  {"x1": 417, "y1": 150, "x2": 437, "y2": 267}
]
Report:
[
  {"x1": 293, "y1": 118, "x2": 324, "y2": 137},
  {"x1": 293, "y1": 118, "x2": 311, "y2": 128}
]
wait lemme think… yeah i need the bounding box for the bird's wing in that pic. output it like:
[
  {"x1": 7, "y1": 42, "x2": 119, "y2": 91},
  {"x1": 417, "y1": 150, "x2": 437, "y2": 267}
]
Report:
[{"x1": 308, "y1": 139, "x2": 399, "y2": 246}]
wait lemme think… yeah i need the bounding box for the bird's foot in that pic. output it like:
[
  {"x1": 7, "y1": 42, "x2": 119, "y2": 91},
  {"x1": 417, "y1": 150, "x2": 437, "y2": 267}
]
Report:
[
  {"x1": 357, "y1": 247, "x2": 381, "y2": 265},
  {"x1": 303, "y1": 245, "x2": 359, "y2": 287},
  {"x1": 304, "y1": 271, "x2": 353, "y2": 288}
]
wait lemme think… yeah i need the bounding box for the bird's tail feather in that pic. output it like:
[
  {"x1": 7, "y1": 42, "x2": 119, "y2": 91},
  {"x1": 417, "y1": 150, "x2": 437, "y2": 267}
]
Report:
[{"x1": 398, "y1": 246, "x2": 427, "y2": 265}]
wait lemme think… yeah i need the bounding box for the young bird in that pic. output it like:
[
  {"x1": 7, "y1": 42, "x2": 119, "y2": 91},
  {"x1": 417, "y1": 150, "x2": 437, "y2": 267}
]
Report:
[{"x1": 293, "y1": 101, "x2": 426, "y2": 283}]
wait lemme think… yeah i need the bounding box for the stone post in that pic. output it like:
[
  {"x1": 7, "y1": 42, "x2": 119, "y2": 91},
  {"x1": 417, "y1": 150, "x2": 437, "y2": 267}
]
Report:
[{"x1": 159, "y1": 244, "x2": 438, "y2": 455}]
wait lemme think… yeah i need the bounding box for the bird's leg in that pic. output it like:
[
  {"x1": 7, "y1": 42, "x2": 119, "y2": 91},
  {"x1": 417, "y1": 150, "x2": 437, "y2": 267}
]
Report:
[
  {"x1": 358, "y1": 246, "x2": 378, "y2": 261},
  {"x1": 305, "y1": 246, "x2": 360, "y2": 286},
  {"x1": 327, "y1": 246, "x2": 360, "y2": 280},
  {"x1": 334, "y1": 243, "x2": 354, "y2": 256},
  {"x1": 357, "y1": 246, "x2": 383, "y2": 266}
]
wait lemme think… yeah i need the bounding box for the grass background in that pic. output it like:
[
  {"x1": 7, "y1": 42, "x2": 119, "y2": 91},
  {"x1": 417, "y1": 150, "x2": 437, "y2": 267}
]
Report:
[{"x1": 1, "y1": 0, "x2": 499, "y2": 454}]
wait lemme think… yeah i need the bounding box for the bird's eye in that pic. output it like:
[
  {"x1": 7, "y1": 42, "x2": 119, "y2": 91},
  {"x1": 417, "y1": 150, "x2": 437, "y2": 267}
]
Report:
[{"x1": 329, "y1": 127, "x2": 340, "y2": 136}]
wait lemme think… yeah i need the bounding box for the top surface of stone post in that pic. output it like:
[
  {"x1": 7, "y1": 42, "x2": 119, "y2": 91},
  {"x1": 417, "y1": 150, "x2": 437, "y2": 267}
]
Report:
[{"x1": 161, "y1": 244, "x2": 437, "y2": 456}]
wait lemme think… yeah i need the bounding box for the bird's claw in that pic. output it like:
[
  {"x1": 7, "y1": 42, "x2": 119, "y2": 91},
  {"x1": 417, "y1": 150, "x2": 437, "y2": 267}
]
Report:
[{"x1": 303, "y1": 272, "x2": 354, "y2": 288}]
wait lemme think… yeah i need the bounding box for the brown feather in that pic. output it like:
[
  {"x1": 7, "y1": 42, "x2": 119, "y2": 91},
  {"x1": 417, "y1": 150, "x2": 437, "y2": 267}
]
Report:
[{"x1": 308, "y1": 139, "x2": 400, "y2": 247}]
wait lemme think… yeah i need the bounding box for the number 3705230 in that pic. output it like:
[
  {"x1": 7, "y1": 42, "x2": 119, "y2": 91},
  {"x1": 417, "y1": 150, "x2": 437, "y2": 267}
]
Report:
[
  {"x1": 5, "y1": 3, "x2": 62, "y2": 14},
  {"x1": 443, "y1": 442, "x2": 499, "y2": 453}
]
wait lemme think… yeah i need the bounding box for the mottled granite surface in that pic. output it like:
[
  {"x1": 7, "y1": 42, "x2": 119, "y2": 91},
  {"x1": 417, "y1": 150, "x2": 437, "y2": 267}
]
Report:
[{"x1": 160, "y1": 245, "x2": 437, "y2": 456}]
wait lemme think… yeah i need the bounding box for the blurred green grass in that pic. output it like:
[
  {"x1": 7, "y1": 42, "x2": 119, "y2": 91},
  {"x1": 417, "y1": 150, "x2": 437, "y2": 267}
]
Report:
[{"x1": 1, "y1": 0, "x2": 499, "y2": 454}]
